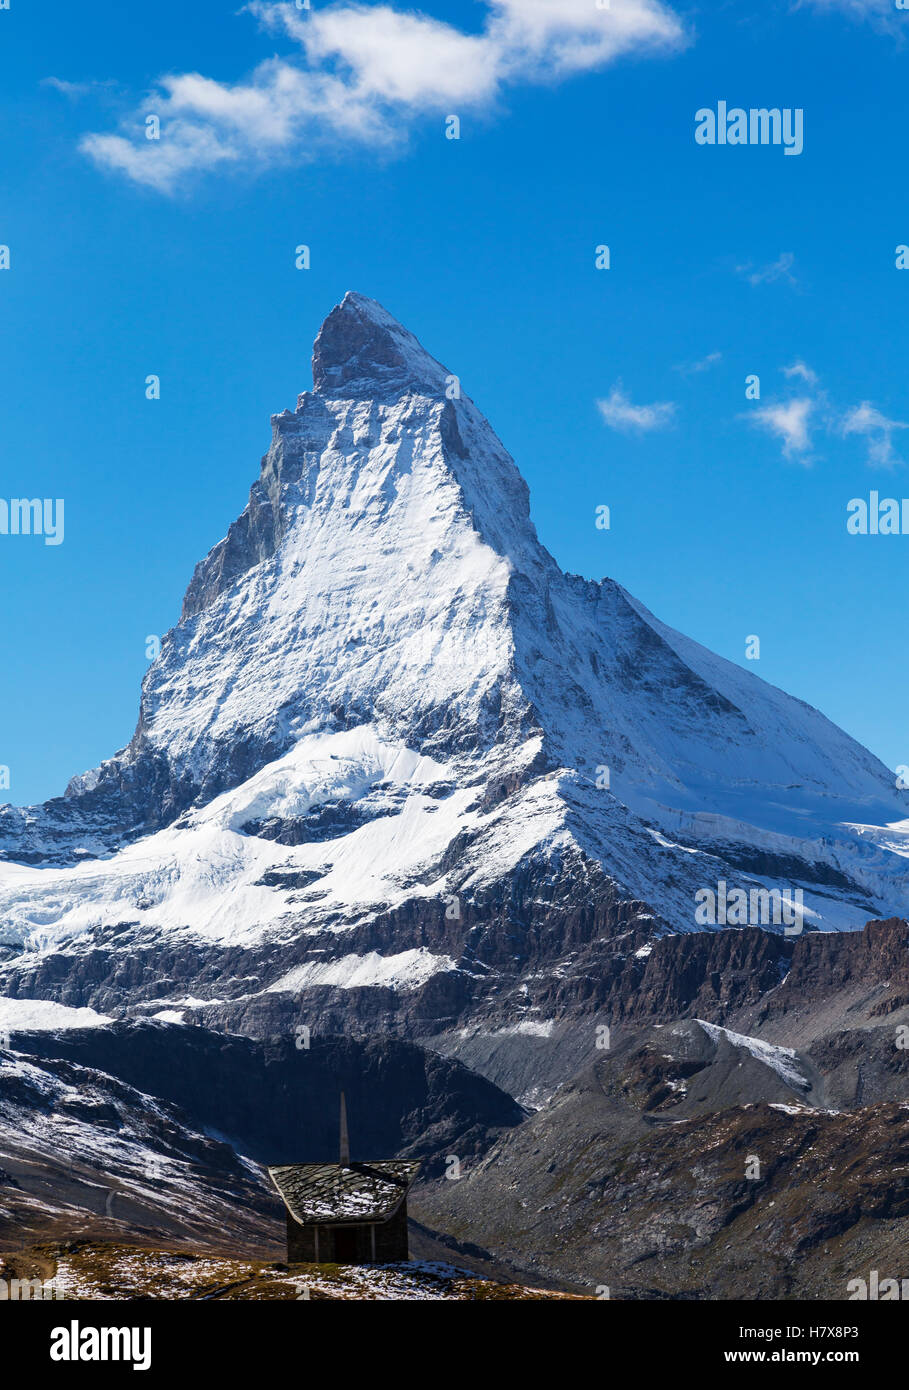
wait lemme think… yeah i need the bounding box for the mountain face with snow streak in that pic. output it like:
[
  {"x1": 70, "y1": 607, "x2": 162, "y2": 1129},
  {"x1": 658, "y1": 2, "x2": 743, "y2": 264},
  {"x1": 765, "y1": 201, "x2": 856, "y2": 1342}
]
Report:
[{"x1": 1, "y1": 292, "x2": 908, "y2": 1031}]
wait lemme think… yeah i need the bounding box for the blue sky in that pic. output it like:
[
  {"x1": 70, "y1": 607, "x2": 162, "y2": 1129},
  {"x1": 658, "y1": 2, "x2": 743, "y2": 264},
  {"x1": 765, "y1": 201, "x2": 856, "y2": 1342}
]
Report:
[{"x1": 1, "y1": 0, "x2": 908, "y2": 804}]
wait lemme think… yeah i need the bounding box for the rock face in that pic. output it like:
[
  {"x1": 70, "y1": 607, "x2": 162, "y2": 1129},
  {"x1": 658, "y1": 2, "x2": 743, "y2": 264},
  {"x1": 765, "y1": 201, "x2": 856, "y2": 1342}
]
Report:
[
  {"x1": 0, "y1": 1021, "x2": 523, "y2": 1253},
  {"x1": 4, "y1": 933, "x2": 906, "y2": 1297},
  {"x1": 7, "y1": 1022, "x2": 523, "y2": 1174},
  {"x1": 0, "y1": 1034, "x2": 278, "y2": 1256},
  {"x1": 765, "y1": 917, "x2": 909, "y2": 1019},
  {"x1": 1, "y1": 292, "x2": 908, "y2": 1032},
  {"x1": 428, "y1": 915, "x2": 909, "y2": 1105},
  {"x1": 413, "y1": 1023, "x2": 909, "y2": 1299}
]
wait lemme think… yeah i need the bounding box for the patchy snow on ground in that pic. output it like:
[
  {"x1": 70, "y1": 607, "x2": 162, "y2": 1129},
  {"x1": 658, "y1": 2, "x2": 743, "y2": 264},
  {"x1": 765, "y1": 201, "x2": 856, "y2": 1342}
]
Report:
[
  {"x1": 267, "y1": 947, "x2": 456, "y2": 993},
  {"x1": 696, "y1": 1020, "x2": 810, "y2": 1092},
  {"x1": 41, "y1": 1246, "x2": 579, "y2": 1301},
  {"x1": 489, "y1": 1019, "x2": 556, "y2": 1038},
  {"x1": 0, "y1": 998, "x2": 112, "y2": 1032}
]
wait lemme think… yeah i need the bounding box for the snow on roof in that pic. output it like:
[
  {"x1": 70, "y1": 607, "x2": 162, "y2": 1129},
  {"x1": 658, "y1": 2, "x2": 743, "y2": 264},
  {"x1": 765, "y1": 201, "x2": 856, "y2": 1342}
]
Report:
[{"x1": 268, "y1": 1160, "x2": 421, "y2": 1225}]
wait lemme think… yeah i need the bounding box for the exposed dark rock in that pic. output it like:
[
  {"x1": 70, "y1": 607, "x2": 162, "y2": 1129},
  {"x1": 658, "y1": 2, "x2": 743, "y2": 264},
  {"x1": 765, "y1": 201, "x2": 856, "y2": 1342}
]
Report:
[{"x1": 9, "y1": 1022, "x2": 524, "y2": 1173}]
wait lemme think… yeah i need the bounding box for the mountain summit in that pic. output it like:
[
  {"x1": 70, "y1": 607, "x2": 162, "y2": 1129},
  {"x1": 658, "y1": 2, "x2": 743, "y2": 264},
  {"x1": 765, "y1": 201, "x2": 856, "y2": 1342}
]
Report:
[
  {"x1": 1, "y1": 294, "x2": 907, "y2": 1033},
  {"x1": 312, "y1": 291, "x2": 454, "y2": 398}
]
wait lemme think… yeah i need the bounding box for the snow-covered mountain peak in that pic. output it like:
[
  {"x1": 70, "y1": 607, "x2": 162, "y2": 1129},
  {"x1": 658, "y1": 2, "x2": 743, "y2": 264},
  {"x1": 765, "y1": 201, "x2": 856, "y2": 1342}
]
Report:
[
  {"x1": 1, "y1": 293, "x2": 908, "y2": 1020},
  {"x1": 298, "y1": 291, "x2": 536, "y2": 559},
  {"x1": 310, "y1": 290, "x2": 453, "y2": 402}
]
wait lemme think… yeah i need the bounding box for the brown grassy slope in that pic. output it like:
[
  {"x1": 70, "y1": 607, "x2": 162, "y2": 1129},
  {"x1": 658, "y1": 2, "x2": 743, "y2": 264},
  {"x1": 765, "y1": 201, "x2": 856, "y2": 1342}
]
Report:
[{"x1": 0, "y1": 1240, "x2": 587, "y2": 1300}]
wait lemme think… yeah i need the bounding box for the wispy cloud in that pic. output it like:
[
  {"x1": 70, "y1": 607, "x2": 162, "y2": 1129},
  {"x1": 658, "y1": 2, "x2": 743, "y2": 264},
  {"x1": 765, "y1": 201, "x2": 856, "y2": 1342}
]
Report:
[
  {"x1": 79, "y1": 0, "x2": 687, "y2": 193},
  {"x1": 782, "y1": 359, "x2": 819, "y2": 386},
  {"x1": 798, "y1": 0, "x2": 906, "y2": 34},
  {"x1": 673, "y1": 350, "x2": 722, "y2": 375},
  {"x1": 746, "y1": 362, "x2": 906, "y2": 468},
  {"x1": 840, "y1": 401, "x2": 909, "y2": 468},
  {"x1": 736, "y1": 252, "x2": 798, "y2": 288},
  {"x1": 597, "y1": 382, "x2": 676, "y2": 433},
  {"x1": 751, "y1": 397, "x2": 815, "y2": 460},
  {"x1": 42, "y1": 76, "x2": 118, "y2": 99}
]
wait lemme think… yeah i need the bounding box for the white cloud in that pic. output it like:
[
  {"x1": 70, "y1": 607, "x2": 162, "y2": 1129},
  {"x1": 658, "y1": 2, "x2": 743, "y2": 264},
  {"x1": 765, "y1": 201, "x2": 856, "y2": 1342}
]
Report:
[
  {"x1": 673, "y1": 350, "x2": 722, "y2": 375},
  {"x1": 737, "y1": 252, "x2": 798, "y2": 287},
  {"x1": 79, "y1": 0, "x2": 687, "y2": 191},
  {"x1": 740, "y1": 359, "x2": 907, "y2": 469},
  {"x1": 782, "y1": 359, "x2": 818, "y2": 386},
  {"x1": 597, "y1": 382, "x2": 676, "y2": 433},
  {"x1": 747, "y1": 364, "x2": 906, "y2": 468},
  {"x1": 80, "y1": 54, "x2": 400, "y2": 193},
  {"x1": 43, "y1": 76, "x2": 118, "y2": 99},
  {"x1": 750, "y1": 397, "x2": 815, "y2": 460},
  {"x1": 840, "y1": 401, "x2": 908, "y2": 468},
  {"x1": 487, "y1": 0, "x2": 686, "y2": 78},
  {"x1": 798, "y1": 0, "x2": 904, "y2": 32},
  {"x1": 43, "y1": 77, "x2": 95, "y2": 98},
  {"x1": 259, "y1": 3, "x2": 502, "y2": 107}
]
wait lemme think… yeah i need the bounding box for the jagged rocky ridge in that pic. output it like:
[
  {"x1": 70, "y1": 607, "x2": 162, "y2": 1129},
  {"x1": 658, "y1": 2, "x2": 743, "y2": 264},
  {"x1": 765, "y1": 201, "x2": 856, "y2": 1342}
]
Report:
[{"x1": 0, "y1": 292, "x2": 908, "y2": 1033}]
